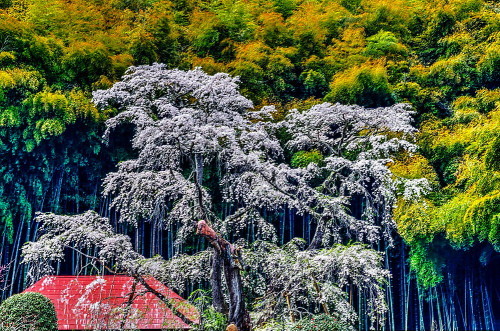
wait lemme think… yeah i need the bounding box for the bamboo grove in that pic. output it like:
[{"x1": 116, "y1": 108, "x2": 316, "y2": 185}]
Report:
[{"x1": 0, "y1": 0, "x2": 499, "y2": 330}]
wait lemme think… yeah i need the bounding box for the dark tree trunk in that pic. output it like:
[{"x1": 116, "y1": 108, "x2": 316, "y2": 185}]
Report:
[
  {"x1": 211, "y1": 249, "x2": 228, "y2": 314},
  {"x1": 222, "y1": 244, "x2": 251, "y2": 329},
  {"x1": 197, "y1": 220, "x2": 251, "y2": 331},
  {"x1": 307, "y1": 221, "x2": 324, "y2": 250}
]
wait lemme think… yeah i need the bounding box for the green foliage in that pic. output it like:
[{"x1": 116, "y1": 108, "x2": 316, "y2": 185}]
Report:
[
  {"x1": 273, "y1": 0, "x2": 296, "y2": 18},
  {"x1": 19, "y1": 90, "x2": 100, "y2": 148},
  {"x1": 474, "y1": 89, "x2": 500, "y2": 113},
  {"x1": 407, "y1": 242, "x2": 444, "y2": 288},
  {"x1": 416, "y1": 9, "x2": 457, "y2": 63},
  {"x1": 0, "y1": 0, "x2": 11, "y2": 9},
  {"x1": 325, "y1": 63, "x2": 394, "y2": 107},
  {"x1": 188, "y1": 289, "x2": 228, "y2": 331},
  {"x1": 394, "y1": 82, "x2": 444, "y2": 118},
  {"x1": 112, "y1": 0, "x2": 155, "y2": 12},
  {"x1": 0, "y1": 70, "x2": 107, "y2": 242},
  {"x1": 397, "y1": 109, "x2": 500, "y2": 286},
  {"x1": 485, "y1": 135, "x2": 500, "y2": 171},
  {"x1": 151, "y1": 16, "x2": 181, "y2": 66},
  {"x1": 0, "y1": 199, "x2": 13, "y2": 242},
  {"x1": 62, "y1": 42, "x2": 112, "y2": 86},
  {"x1": 0, "y1": 292, "x2": 57, "y2": 331},
  {"x1": 215, "y1": 0, "x2": 256, "y2": 43},
  {"x1": 291, "y1": 150, "x2": 324, "y2": 168},
  {"x1": 129, "y1": 32, "x2": 159, "y2": 65},
  {"x1": 423, "y1": 53, "x2": 477, "y2": 99},
  {"x1": 196, "y1": 307, "x2": 227, "y2": 331},
  {"x1": 299, "y1": 70, "x2": 328, "y2": 98},
  {"x1": 0, "y1": 52, "x2": 15, "y2": 67},
  {"x1": 462, "y1": 192, "x2": 500, "y2": 249},
  {"x1": 477, "y1": 43, "x2": 500, "y2": 87},
  {"x1": 290, "y1": 314, "x2": 354, "y2": 331},
  {"x1": 364, "y1": 30, "x2": 407, "y2": 59}
]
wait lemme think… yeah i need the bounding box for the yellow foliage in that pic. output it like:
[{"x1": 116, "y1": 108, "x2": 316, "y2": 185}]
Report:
[
  {"x1": 234, "y1": 41, "x2": 271, "y2": 64},
  {"x1": 186, "y1": 10, "x2": 220, "y2": 42},
  {"x1": 0, "y1": 107, "x2": 21, "y2": 127},
  {"x1": 452, "y1": 95, "x2": 477, "y2": 110},
  {"x1": 325, "y1": 61, "x2": 393, "y2": 107},
  {"x1": 463, "y1": 191, "x2": 500, "y2": 242},
  {"x1": 341, "y1": 27, "x2": 366, "y2": 49},
  {"x1": 439, "y1": 32, "x2": 474, "y2": 56},
  {"x1": 111, "y1": 54, "x2": 134, "y2": 77},
  {"x1": 191, "y1": 57, "x2": 228, "y2": 75},
  {"x1": 30, "y1": 91, "x2": 70, "y2": 120},
  {"x1": 427, "y1": 54, "x2": 471, "y2": 87},
  {"x1": 0, "y1": 71, "x2": 15, "y2": 89},
  {"x1": 414, "y1": 106, "x2": 500, "y2": 251},
  {"x1": 256, "y1": 11, "x2": 289, "y2": 45},
  {"x1": 67, "y1": 90, "x2": 100, "y2": 121},
  {"x1": 0, "y1": 69, "x2": 43, "y2": 91},
  {"x1": 389, "y1": 154, "x2": 439, "y2": 186},
  {"x1": 0, "y1": 52, "x2": 16, "y2": 66},
  {"x1": 360, "y1": 0, "x2": 415, "y2": 35},
  {"x1": 287, "y1": 1, "x2": 333, "y2": 42},
  {"x1": 394, "y1": 199, "x2": 443, "y2": 243}
]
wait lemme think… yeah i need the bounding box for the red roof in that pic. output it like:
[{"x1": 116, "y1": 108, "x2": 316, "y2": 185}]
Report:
[{"x1": 24, "y1": 275, "x2": 200, "y2": 330}]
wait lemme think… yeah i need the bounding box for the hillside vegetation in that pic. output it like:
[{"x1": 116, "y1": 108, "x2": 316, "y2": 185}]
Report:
[{"x1": 0, "y1": 0, "x2": 498, "y2": 327}]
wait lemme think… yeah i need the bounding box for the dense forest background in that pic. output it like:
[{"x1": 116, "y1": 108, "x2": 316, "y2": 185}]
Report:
[{"x1": 0, "y1": 0, "x2": 498, "y2": 330}]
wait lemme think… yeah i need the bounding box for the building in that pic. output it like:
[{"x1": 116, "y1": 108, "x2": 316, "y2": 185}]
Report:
[{"x1": 24, "y1": 275, "x2": 199, "y2": 330}]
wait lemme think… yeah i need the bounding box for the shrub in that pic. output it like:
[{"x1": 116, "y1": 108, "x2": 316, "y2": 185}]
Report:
[{"x1": 0, "y1": 292, "x2": 57, "y2": 331}]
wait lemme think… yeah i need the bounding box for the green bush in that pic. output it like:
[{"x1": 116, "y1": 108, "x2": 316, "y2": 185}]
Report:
[
  {"x1": 0, "y1": 292, "x2": 57, "y2": 331},
  {"x1": 290, "y1": 314, "x2": 354, "y2": 331}
]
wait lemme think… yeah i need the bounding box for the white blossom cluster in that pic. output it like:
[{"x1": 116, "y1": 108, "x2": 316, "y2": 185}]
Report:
[
  {"x1": 281, "y1": 103, "x2": 425, "y2": 244},
  {"x1": 399, "y1": 177, "x2": 432, "y2": 201},
  {"x1": 136, "y1": 252, "x2": 213, "y2": 295},
  {"x1": 94, "y1": 64, "x2": 285, "y2": 243},
  {"x1": 243, "y1": 239, "x2": 390, "y2": 329},
  {"x1": 22, "y1": 211, "x2": 142, "y2": 282},
  {"x1": 283, "y1": 102, "x2": 416, "y2": 154},
  {"x1": 134, "y1": 239, "x2": 389, "y2": 329}
]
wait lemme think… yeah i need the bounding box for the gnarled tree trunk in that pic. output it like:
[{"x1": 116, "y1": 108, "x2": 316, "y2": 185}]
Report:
[
  {"x1": 197, "y1": 220, "x2": 251, "y2": 331},
  {"x1": 211, "y1": 249, "x2": 228, "y2": 314}
]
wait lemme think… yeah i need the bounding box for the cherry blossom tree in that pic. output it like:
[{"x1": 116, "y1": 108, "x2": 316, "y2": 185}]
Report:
[
  {"x1": 23, "y1": 64, "x2": 427, "y2": 330},
  {"x1": 281, "y1": 102, "x2": 422, "y2": 247}
]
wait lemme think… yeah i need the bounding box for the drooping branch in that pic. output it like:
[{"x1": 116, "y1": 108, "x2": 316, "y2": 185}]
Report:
[
  {"x1": 120, "y1": 278, "x2": 138, "y2": 330},
  {"x1": 66, "y1": 248, "x2": 197, "y2": 327},
  {"x1": 133, "y1": 274, "x2": 197, "y2": 327}
]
